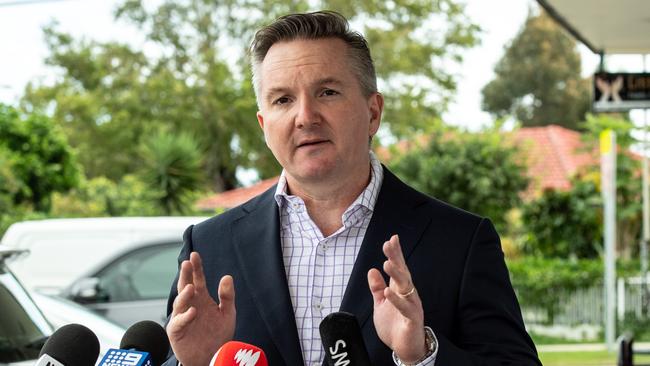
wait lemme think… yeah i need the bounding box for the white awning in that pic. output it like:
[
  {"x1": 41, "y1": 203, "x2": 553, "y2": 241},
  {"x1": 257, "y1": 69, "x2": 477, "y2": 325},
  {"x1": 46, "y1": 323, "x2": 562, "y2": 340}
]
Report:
[{"x1": 537, "y1": 0, "x2": 650, "y2": 54}]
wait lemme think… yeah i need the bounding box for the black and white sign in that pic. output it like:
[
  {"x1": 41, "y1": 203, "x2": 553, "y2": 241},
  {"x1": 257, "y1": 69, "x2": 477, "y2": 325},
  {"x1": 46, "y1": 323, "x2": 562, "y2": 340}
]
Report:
[{"x1": 593, "y1": 72, "x2": 650, "y2": 111}]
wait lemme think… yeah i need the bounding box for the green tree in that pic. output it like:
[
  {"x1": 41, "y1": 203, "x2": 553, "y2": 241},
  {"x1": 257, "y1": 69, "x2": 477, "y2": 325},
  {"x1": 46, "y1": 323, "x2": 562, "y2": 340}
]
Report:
[
  {"x1": 519, "y1": 114, "x2": 643, "y2": 259},
  {"x1": 50, "y1": 175, "x2": 159, "y2": 217},
  {"x1": 582, "y1": 114, "x2": 642, "y2": 259},
  {"x1": 140, "y1": 131, "x2": 204, "y2": 215},
  {"x1": 0, "y1": 147, "x2": 19, "y2": 213},
  {"x1": 0, "y1": 104, "x2": 81, "y2": 211},
  {"x1": 22, "y1": 0, "x2": 479, "y2": 192},
  {"x1": 481, "y1": 12, "x2": 590, "y2": 130},
  {"x1": 521, "y1": 177, "x2": 602, "y2": 259},
  {"x1": 388, "y1": 127, "x2": 529, "y2": 231}
]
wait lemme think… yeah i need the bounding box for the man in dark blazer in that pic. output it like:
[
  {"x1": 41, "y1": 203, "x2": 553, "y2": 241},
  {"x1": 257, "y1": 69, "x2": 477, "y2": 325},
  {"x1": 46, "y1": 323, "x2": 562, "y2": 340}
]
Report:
[{"x1": 164, "y1": 11, "x2": 541, "y2": 366}]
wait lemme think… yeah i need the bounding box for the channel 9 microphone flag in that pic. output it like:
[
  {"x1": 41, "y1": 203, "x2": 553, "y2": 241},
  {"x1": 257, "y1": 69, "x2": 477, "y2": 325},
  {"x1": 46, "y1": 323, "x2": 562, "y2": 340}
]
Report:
[
  {"x1": 37, "y1": 323, "x2": 100, "y2": 366},
  {"x1": 98, "y1": 320, "x2": 170, "y2": 366},
  {"x1": 319, "y1": 312, "x2": 371, "y2": 366},
  {"x1": 209, "y1": 341, "x2": 268, "y2": 366}
]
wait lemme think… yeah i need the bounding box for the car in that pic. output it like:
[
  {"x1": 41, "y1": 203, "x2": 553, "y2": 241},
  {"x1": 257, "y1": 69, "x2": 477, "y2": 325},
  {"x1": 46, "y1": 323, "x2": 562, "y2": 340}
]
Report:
[
  {"x1": 1, "y1": 216, "x2": 207, "y2": 328},
  {"x1": 0, "y1": 248, "x2": 124, "y2": 365},
  {"x1": 29, "y1": 291, "x2": 124, "y2": 358},
  {"x1": 0, "y1": 248, "x2": 52, "y2": 365}
]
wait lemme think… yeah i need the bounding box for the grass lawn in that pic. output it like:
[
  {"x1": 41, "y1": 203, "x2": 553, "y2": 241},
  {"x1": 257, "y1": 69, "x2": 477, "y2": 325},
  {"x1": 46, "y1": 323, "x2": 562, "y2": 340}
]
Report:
[{"x1": 540, "y1": 350, "x2": 650, "y2": 365}]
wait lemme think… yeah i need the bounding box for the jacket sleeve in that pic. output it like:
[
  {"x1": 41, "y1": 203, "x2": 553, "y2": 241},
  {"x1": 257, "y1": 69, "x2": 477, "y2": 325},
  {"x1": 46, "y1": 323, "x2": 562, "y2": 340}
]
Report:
[{"x1": 434, "y1": 219, "x2": 541, "y2": 366}]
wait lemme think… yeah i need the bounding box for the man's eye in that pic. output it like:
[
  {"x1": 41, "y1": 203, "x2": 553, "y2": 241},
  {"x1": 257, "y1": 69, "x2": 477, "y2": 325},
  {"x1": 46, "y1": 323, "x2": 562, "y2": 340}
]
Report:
[
  {"x1": 273, "y1": 96, "x2": 290, "y2": 105},
  {"x1": 321, "y1": 89, "x2": 339, "y2": 96}
]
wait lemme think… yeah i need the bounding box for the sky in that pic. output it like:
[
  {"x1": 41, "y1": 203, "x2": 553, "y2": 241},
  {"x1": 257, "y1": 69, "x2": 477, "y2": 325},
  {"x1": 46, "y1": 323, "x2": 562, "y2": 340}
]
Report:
[{"x1": 0, "y1": 0, "x2": 646, "y2": 132}]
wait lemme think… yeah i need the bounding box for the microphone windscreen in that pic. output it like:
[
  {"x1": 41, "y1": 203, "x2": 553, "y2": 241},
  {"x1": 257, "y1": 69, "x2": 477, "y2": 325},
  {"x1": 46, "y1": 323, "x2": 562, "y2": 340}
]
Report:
[
  {"x1": 209, "y1": 341, "x2": 268, "y2": 366},
  {"x1": 119, "y1": 320, "x2": 170, "y2": 366},
  {"x1": 319, "y1": 312, "x2": 371, "y2": 366},
  {"x1": 39, "y1": 323, "x2": 100, "y2": 366}
]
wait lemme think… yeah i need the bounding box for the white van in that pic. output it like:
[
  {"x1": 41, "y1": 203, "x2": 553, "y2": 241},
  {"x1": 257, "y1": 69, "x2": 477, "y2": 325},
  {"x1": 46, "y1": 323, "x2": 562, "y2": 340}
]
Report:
[{"x1": 0, "y1": 216, "x2": 207, "y2": 327}]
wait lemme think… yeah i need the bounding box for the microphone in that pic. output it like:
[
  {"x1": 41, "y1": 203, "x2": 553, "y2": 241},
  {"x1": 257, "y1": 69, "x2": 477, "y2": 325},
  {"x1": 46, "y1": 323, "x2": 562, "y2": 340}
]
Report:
[
  {"x1": 98, "y1": 320, "x2": 170, "y2": 366},
  {"x1": 319, "y1": 312, "x2": 371, "y2": 366},
  {"x1": 208, "y1": 341, "x2": 268, "y2": 366},
  {"x1": 37, "y1": 323, "x2": 100, "y2": 366}
]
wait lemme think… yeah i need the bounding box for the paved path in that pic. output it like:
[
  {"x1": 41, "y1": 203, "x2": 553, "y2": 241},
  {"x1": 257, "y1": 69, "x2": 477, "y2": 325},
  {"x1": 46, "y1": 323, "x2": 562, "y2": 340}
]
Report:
[{"x1": 539, "y1": 342, "x2": 650, "y2": 352}]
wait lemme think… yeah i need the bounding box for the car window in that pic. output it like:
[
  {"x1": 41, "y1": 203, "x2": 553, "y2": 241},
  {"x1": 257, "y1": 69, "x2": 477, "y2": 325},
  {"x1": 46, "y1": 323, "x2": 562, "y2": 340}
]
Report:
[
  {"x1": 9, "y1": 233, "x2": 132, "y2": 293},
  {"x1": 97, "y1": 244, "x2": 179, "y2": 302},
  {"x1": 0, "y1": 269, "x2": 51, "y2": 363}
]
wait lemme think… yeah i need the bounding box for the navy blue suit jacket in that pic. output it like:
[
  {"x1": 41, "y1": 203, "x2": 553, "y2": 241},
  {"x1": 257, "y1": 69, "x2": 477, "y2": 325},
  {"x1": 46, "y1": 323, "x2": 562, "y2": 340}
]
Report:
[{"x1": 164, "y1": 167, "x2": 541, "y2": 365}]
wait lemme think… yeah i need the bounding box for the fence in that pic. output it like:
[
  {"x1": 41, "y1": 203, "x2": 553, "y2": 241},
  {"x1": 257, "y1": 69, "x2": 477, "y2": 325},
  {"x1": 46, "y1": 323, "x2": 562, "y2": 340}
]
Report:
[
  {"x1": 519, "y1": 277, "x2": 650, "y2": 327},
  {"x1": 520, "y1": 285, "x2": 604, "y2": 326}
]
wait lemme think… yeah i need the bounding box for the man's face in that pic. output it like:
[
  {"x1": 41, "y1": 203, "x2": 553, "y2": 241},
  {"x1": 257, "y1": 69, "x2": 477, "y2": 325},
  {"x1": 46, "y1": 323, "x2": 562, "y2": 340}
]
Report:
[{"x1": 256, "y1": 38, "x2": 383, "y2": 186}]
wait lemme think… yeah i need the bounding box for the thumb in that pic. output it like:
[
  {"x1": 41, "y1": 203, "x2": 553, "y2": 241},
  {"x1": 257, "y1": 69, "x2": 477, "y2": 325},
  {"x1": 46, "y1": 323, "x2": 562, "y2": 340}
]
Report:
[{"x1": 167, "y1": 306, "x2": 197, "y2": 340}]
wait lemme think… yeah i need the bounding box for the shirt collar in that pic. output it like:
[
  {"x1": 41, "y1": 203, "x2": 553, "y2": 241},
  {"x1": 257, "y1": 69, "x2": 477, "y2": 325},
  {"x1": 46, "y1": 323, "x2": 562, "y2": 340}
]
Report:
[{"x1": 274, "y1": 151, "x2": 384, "y2": 212}]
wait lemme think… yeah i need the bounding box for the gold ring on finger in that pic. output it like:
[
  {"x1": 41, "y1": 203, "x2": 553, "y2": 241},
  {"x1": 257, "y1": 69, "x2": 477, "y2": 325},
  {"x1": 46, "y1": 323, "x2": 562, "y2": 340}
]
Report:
[{"x1": 397, "y1": 286, "x2": 416, "y2": 298}]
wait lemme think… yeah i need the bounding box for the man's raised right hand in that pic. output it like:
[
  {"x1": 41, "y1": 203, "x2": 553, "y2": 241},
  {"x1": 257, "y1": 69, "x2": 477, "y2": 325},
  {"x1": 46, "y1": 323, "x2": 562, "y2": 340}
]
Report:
[{"x1": 166, "y1": 252, "x2": 236, "y2": 366}]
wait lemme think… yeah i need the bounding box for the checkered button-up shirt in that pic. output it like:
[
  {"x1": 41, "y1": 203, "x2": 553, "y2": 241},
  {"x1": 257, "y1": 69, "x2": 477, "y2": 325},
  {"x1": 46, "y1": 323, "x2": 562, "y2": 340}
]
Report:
[
  {"x1": 274, "y1": 152, "x2": 436, "y2": 366},
  {"x1": 274, "y1": 152, "x2": 382, "y2": 365}
]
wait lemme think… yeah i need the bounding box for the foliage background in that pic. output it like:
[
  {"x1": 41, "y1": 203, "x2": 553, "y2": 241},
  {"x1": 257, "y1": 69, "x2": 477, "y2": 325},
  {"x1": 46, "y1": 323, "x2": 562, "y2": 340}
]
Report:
[{"x1": 1, "y1": 2, "x2": 648, "y2": 343}]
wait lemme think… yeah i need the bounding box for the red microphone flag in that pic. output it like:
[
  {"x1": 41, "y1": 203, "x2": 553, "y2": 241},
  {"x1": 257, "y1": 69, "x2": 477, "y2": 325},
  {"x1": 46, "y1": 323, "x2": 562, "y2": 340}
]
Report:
[{"x1": 208, "y1": 341, "x2": 268, "y2": 366}]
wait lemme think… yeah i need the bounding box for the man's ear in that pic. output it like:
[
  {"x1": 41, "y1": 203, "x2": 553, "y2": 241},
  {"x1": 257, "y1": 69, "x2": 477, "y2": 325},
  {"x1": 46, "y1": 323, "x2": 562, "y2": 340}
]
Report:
[
  {"x1": 368, "y1": 92, "x2": 384, "y2": 136},
  {"x1": 256, "y1": 111, "x2": 265, "y2": 130},
  {"x1": 257, "y1": 111, "x2": 269, "y2": 146}
]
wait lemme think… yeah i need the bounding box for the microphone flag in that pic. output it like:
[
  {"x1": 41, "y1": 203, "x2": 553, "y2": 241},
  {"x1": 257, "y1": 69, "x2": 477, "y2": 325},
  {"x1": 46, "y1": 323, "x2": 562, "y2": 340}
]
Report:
[
  {"x1": 208, "y1": 341, "x2": 268, "y2": 366},
  {"x1": 97, "y1": 349, "x2": 152, "y2": 366}
]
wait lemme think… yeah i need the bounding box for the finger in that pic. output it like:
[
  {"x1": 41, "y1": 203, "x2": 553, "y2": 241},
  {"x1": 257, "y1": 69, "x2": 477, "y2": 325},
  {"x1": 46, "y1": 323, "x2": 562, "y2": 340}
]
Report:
[
  {"x1": 190, "y1": 252, "x2": 207, "y2": 291},
  {"x1": 218, "y1": 275, "x2": 236, "y2": 315},
  {"x1": 382, "y1": 236, "x2": 413, "y2": 293},
  {"x1": 177, "y1": 260, "x2": 193, "y2": 294},
  {"x1": 171, "y1": 283, "x2": 195, "y2": 318},
  {"x1": 384, "y1": 287, "x2": 419, "y2": 317},
  {"x1": 167, "y1": 306, "x2": 197, "y2": 338},
  {"x1": 383, "y1": 258, "x2": 413, "y2": 294},
  {"x1": 367, "y1": 268, "x2": 387, "y2": 304},
  {"x1": 383, "y1": 235, "x2": 407, "y2": 266}
]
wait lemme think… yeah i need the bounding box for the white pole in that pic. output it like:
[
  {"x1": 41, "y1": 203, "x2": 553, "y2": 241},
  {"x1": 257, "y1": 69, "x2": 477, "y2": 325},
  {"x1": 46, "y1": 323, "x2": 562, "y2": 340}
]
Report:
[
  {"x1": 602, "y1": 129, "x2": 617, "y2": 351},
  {"x1": 642, "y1": 54, "x2": 650, "y2": 314}
]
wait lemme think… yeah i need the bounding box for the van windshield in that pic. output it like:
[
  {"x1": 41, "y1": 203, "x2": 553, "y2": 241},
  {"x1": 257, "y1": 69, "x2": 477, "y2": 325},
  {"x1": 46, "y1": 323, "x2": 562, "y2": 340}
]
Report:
[{"x1": 0, "y1": 268, "x2": 50, "y2": 363}]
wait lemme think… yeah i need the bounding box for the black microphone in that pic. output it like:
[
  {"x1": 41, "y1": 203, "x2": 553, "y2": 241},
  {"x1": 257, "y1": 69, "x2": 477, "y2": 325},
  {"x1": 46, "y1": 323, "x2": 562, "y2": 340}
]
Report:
[
  {"x1": 319, "y1": 312, "x2": 371, "y2": 366},
  {"x1": 97, "y1": 320, "x2": 170, "y2": 366},
  {"x1": 37, "y1": 323, "x2": 100, "y2": 366},
  {"x1": 122, "y1": 320, "x2": 171, "y2": 366}
]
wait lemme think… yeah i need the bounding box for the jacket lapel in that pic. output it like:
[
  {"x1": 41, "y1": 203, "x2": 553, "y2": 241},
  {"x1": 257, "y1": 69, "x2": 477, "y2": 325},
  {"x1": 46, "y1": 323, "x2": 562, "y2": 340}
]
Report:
[
  {"x1": 340, "y1": 167, "x2": 432, "y2": 328},
  {"x1": 232, "y1": 189, "x2": 304, "y2": 365}
]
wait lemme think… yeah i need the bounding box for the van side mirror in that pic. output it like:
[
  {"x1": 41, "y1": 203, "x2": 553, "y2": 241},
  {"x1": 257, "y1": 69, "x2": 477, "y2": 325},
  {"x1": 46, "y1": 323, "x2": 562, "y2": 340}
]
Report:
[{"x1": 68, "y1": 277, "x2": 110, "y2": 304}]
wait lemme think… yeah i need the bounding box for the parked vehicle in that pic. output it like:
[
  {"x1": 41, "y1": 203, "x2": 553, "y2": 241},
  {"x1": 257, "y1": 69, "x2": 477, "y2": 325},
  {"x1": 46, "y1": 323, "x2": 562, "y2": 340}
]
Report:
[
  {"x1": 0, "y1": 248, "x2": 124, "y2": 365},
  {"x1": 0, "y1": 248, "x2": 51, "y2": 365},
  {"x1": 1, "y1": 217, "x2": 207, "y2": 328},
  {"x1": 30, "y1": 291, "x2": 124, "y2": 357}
]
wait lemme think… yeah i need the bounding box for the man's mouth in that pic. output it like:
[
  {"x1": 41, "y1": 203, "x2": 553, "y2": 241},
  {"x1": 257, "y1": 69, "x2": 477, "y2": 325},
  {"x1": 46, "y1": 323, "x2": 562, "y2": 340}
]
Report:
[{"x1": 297, "y1": 139, "x2": 328, "y2": 148}]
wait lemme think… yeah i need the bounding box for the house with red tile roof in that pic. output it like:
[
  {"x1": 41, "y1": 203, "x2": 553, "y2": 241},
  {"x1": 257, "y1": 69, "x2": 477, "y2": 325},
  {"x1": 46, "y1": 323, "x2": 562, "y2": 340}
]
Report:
[
  {"x1": 195, "y1": 176, "x2": 279, "y2": 212},
  {"x1": 195, "y1": 125, "x2": 599, "y2": 211},
  {"x1": 514, "y1": 125, "x2": 598, "y2": 200}
]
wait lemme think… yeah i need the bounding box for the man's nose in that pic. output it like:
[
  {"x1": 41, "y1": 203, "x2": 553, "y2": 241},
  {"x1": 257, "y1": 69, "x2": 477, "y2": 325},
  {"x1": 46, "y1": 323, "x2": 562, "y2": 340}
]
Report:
[{"x1": 295, "y1": 96, "x2": 320, "y2": 128}]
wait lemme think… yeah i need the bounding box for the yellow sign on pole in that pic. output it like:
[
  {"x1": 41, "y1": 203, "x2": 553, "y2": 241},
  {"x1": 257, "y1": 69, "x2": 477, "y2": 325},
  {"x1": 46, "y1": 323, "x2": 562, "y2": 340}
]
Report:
[
  {"x1": 600, "y1": 127, "x2": 617, "y2": 352},
  {"x1": 601, "y1": 129, "x2": 613, "y2": 155}
]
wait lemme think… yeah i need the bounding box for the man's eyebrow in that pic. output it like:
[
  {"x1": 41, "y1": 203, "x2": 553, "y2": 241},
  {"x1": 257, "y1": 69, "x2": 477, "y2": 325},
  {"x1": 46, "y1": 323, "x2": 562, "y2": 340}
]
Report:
[
  {"x1": 316, "y1": 77, "x2": 344, "y2": 87},
  {"x1": 265, "y1": 87, "x2": 290, "y2": 99}
]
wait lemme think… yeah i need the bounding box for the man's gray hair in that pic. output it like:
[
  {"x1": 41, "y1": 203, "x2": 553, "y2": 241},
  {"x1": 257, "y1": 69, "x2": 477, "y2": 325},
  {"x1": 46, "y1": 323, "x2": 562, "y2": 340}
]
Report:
[{"x1": 250, "y1": 11, "x2": 377, "y2": 107}]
